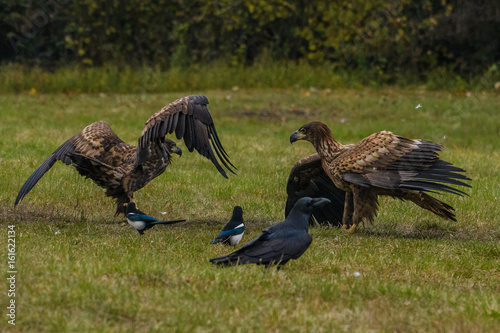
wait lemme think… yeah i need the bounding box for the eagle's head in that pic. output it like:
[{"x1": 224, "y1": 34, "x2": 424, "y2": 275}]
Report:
[
  {"x1": 164, "y1": 138, "x2": 182, "y2": 157},
  {"x1": 290, "y1": 121, "x2": 333, "y2": 145}
]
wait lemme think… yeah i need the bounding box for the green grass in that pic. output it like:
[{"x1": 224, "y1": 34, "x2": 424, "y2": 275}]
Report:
[
  {"x1": 2, "y1": 62, "x2": 500, "y2": 94},
  {"x1": 1, "y1": 89, "x2": 499, "y2": 332}
]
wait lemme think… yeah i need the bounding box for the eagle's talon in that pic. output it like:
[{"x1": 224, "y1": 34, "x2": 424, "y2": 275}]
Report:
[
  {"x1": 341, "y1": 223, "x2": 357, "y2": 233},
  {"x1": 346, "y1": 224, "x2": 357, "y2": 233}
]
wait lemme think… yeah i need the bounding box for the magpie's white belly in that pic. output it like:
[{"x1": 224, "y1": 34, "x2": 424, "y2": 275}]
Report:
[
  {"x1": 230, "y1": 232, "x2": 244, "y2": 246},
  {"x1": 127, "y1": 219, "x2": 146, "y2": 231}
]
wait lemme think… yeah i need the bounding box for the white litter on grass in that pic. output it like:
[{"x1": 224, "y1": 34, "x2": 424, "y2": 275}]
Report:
[
  {"x1": 415, "y1": 104, "x2": 422, "y2": 109},
  {"x1": 161, "y1": 212, "x2": 167, "y2": 215},
  {"x1": 55, "y1": 231, "x2": 61, "y2": 235},
  {"x1": 340, "y1": 118, "x2": 346, "y2": 124},
  {"x1": 353, "y1": 272, "x2": 361, "y2": 277}
]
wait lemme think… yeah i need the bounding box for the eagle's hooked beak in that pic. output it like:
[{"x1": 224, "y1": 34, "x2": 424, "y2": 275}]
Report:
[
  {"x1": 173, "y1": 146, "x2": 182, "y2": 157},
  {"x1": 290, "y1": 130, "x2": 305, "y2": 144}
]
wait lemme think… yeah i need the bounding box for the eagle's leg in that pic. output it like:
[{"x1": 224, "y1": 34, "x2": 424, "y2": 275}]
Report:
[
  {"x1": 341, "y1": 192, "x2": 354, "y2": 231},
  {"x1": 344, "y1": 186, "x2": 379, "y2": 233},
  {"x1": 345, "y1": 188, "x2": 363, "y2": 233}
]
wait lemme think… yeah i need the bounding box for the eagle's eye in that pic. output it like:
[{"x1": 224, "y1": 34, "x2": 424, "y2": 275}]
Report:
[
  {"x1": 300, "y1": 128, "x2": 306, "y2": 134},
  {"x1": 170, "y1": 143, "x2": 176, "y2": 148}
]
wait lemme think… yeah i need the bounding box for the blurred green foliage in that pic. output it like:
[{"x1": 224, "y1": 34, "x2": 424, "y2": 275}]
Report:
[{"x1": 1, "y1": 0, "x2": 499, "y2": 78}]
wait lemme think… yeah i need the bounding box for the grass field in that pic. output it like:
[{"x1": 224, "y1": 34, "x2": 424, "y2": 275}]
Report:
[{"x1": 1, "y1": 89, "x2": 499, "y2": 332}]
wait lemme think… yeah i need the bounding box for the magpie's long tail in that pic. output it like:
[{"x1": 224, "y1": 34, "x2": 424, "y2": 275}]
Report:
[{"x1": 152, "y1": 219, "x2": 185, "y2": 225}]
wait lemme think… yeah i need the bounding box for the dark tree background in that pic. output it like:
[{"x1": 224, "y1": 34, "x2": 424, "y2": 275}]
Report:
[{"x1": 1, "y1": 0, "x2": 499, "y2": 76}]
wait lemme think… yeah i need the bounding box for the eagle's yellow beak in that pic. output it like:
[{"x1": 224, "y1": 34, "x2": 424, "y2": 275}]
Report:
[{"x1": 290, "y1": 130, "x2": 306, "y2": 144}]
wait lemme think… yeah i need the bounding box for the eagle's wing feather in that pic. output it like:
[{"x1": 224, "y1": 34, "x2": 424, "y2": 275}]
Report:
[
  {"x1": 333, "y1": 131, "x2": 471, "y2": 194},
  {"x1": 285, "y1": 154, "x2": 345, "y2": 226},
  {"x1": 14, "y1": 138, "x2": 75, "y2": 206},
  {"x1": 137, "y1": 95, "x2": 235, "y2": 178},
  {"x1": 15, "y1": 121, "x2": 133, "y2": 206}
]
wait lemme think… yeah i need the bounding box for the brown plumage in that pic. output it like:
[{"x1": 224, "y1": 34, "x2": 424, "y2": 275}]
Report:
[
  {"x1": 15, "y1": 95, "x2": 235, "y2": 216},
  {"x1": 290, "y1": 121, "x2": 471, "y2": 232},
  {"x1": 285, "y1": 154, "x2": 345, "y2": 226}
]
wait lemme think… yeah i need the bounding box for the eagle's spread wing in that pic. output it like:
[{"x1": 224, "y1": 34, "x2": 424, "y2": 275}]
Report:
[
  {"x1": 137, "y1": 95, "x2": 235, "y2": 178},
  {"x1": 15, "y1": 121, "x2": 134, "y2": 206},
  {"x1": 14, "y1": 138, "x2": 74, "y2": 206},
  {"x1": 332, "y1": 131, "x2": 471, "y2": 195},
  {"x1": 285, "y1": 154, "x2": 345, "y2": 226}
]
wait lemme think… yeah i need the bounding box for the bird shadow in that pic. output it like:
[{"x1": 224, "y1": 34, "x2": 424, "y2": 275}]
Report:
[{"x1": 350, "y1": 221, "x2": 500, "y2": 242}]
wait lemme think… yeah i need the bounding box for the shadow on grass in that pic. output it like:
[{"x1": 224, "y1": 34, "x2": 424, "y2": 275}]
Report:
[
  {"x1": 0, "y1": 203, "x2": 119, "y2": 224},
  {"x1": 4, "y1": 202, "x2": 499, "y2": 242},
  {"x1": 358, "y1": 220, "x2": 500, "y2": 242}
]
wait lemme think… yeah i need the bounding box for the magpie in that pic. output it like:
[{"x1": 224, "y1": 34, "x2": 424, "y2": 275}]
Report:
[
  {"x1": 209, "y1": 206, "x2": 245, "y2": 246},
  {"x1": 125, "y1": 202, "x2": 185, "y2": 235},
  {"x1": 209, "y1": 197, "x2": 330, "y2": 269}
]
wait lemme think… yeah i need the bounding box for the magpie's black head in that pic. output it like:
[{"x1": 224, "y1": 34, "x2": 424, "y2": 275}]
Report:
[
  {"x1": 126, "y1": 202, "x2": 137, "y2": 214},
  {"x1": 232, "y1": 206, "x2": 243, "y2": 219},
  {"x1": 164, "y1": 138, "x2": 182, "y2": 157}
]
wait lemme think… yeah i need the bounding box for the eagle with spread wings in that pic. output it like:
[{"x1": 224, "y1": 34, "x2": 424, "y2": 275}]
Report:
[
  {"x1": 15, "y1": 95, "x2": 235, "y2": 215},
  {"x1": 290, "y1": 121, "x2": 471, "y2": 232}
]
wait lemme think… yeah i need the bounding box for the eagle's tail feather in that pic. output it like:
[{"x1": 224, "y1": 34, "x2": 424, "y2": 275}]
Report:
[{"x1": 407, "y1": 192, "x2": 456, "y2": 221}]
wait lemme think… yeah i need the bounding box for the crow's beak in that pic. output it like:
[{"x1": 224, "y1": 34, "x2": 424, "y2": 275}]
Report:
[
  {"x1": 311, "y1": 197, "x2": 331, "y2": 208},
  {"x1": 290, "y1": 130, "x2": 305, "y2": 144}
]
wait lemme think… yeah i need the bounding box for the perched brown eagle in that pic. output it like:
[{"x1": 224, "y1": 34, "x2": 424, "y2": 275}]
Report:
[
  {"x1": 290, "y1": 121, "x2": 471, "y2": 232},
  {"x1": 285, "y1": 154, "x2": 345, "y2": 227},
  {"x1": 15, "y1": 95, "x2": 235, "y2": 216}
]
